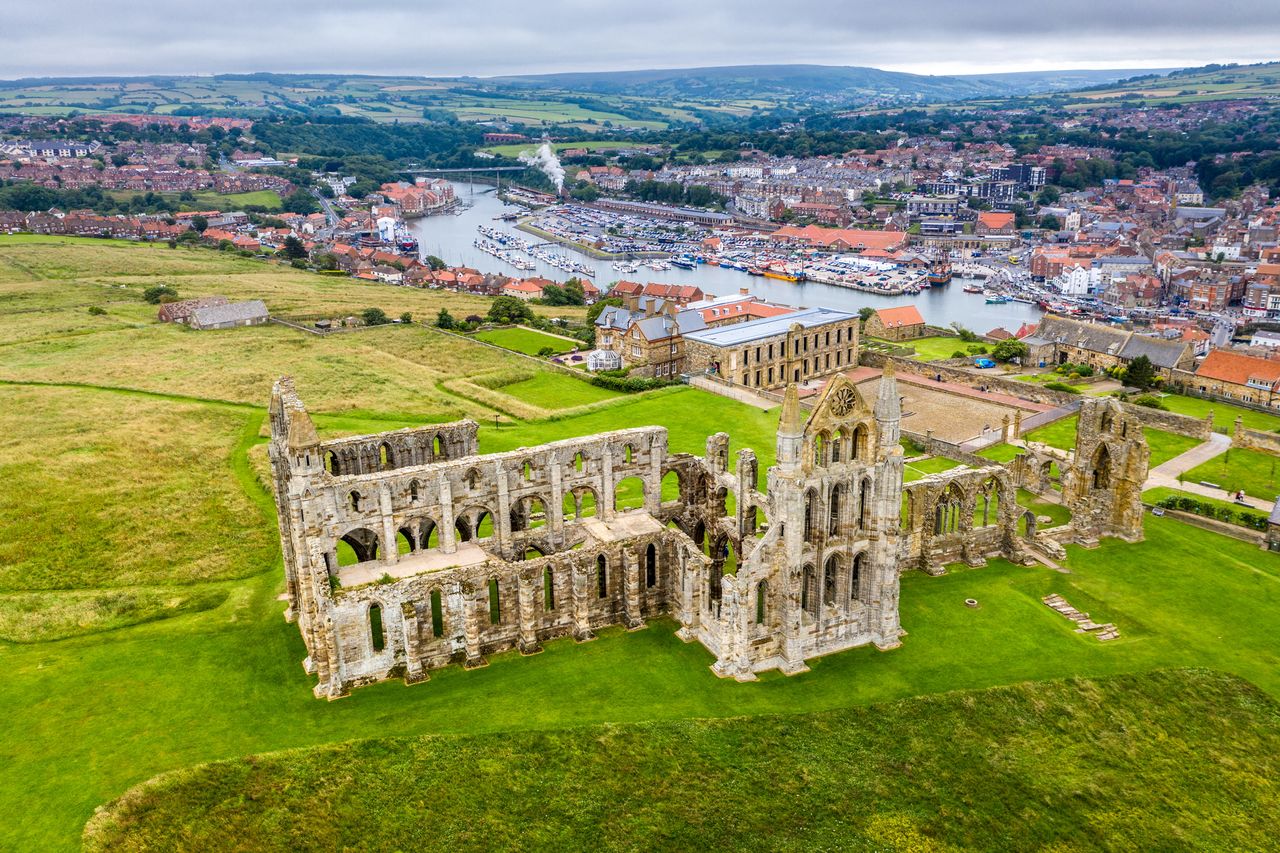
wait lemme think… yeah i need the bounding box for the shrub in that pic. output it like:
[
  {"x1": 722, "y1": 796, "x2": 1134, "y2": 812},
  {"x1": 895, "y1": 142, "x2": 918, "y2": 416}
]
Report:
[
  {"x1": 1132, "y1": 394, "x2": 1167, "y2": 410},
  {"x1": 87, "y1": 306, "x2": 107, "y2": 316},
  {"x1": 142, "y1": 284, "x2": 178, "y2": 304},
  {"x1": 1155, "y1": 495, "x2": 1267, "y2": 530},
  {"x1": 1043, "y1": 381, "x2": 1080, "y2": 394},
  {"x1": 361, "y1": 307, "x2": 390, "y2": 327},
  {"x1": 951, "y1": 350, "x2": 967, "y2": 359},
  {"x1": 589, "y1": 373, "x2": 679, "y2": 393},
  {"x1": 536, "y1": 346, "x2": 557, "y2": 358},
  {"x1": 399, "y1": 312, "x2": 413, "y2": 325}
]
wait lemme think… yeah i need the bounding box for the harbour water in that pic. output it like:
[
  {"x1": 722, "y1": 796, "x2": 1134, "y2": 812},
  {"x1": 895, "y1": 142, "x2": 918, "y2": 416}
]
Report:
[{"x1": 408, "y1": 183, "x2": 1043, "y2": 332}]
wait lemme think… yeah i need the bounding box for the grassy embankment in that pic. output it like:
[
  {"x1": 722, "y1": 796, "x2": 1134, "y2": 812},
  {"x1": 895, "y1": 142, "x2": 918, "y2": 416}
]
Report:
[{"x1": 84, "y1": 669, "x2": 1280, "y2": 852}]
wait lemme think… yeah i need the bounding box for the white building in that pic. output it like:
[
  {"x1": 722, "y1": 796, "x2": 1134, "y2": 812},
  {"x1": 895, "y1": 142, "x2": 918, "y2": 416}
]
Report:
[{"x1": 586, "y1": 349, "x2": 621, "y2": 371}]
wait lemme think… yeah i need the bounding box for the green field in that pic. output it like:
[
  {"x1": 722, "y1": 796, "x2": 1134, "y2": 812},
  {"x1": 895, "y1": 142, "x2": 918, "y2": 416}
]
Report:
[
  {"x1": 481, "y1": 140, "x2": 644, "y2": 157},
  {"x1": 1155, "y1": 392, "x2": 1280, "y2": 434},
  {"x1": 473, "y1": 325, "x2": 580, "y2": 355},
  {"x1": 495, "y1": 371, "x2": 622, "y2": 409},
  {"x1": 1184, "y1": 445, "x2": 1280, "y2": 502},
  {"x1": 869, "y1": 335, "x2": 970, "y2": 362},
  {"x1": 1018, "y1": 417, "x2": 1199, "y2": 467},
  {"x1": 6, "y1": 237, "x2": 1280, "y2": 849}
]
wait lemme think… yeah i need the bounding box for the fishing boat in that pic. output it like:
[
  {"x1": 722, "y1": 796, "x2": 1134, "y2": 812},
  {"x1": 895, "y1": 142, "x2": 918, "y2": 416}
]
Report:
[
  {"x1": 963, "y1": 284, "x2": 983, "y2": 294},
  {"x1": 671, "y1": 255, "x2": 697, "y2": 270},
  {"x1": 985, "y1": 294, "x2": 1009, "y2": 304},
  {"x1": 763, "y1": 268, "x2": 803, "y2": 282},
  {"x1": 746, "y1": 266, "x2": 764, "y2": 276}
]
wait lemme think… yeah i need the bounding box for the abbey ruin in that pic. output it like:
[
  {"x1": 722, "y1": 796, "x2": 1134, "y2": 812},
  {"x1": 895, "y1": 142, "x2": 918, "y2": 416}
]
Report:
[{"x1": 269, "y1": 371, "x2": 1147, "y2": 699}]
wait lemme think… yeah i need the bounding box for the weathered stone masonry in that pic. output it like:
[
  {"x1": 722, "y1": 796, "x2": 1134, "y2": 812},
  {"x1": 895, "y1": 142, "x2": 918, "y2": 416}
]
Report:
[{"x1": 269, "y1": 369, "x2": 1148, "y2": 699}]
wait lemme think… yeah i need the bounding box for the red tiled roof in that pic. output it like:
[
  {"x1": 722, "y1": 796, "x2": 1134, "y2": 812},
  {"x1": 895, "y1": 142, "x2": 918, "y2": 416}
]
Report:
[
  {"x1": 874, "y1": 305, "x2": 925, "y2": 327},
  {"x1": 1195, "y1": 350, "x2": 1280, "y2": 387}
]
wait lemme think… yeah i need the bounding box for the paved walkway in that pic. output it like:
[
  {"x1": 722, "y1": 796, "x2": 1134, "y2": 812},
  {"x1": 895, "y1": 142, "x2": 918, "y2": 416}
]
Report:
[{"x1": 1144, "y1": 432, "x2": 1272, "y2": 511}]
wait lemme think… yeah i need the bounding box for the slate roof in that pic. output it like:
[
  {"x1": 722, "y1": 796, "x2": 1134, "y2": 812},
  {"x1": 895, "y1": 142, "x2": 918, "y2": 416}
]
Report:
[
  {"x1": 683, "y1": 307, "x2": 856, "y2": 347},
  {"x1": 190, "y1": 299, "x2": 268, "y2": 328}
]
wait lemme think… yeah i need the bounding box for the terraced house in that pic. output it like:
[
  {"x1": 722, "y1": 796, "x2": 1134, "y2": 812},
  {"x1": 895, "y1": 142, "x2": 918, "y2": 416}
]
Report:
[{"x1": 1021, "y1": 315, "x2": 1195, "y2": 377}]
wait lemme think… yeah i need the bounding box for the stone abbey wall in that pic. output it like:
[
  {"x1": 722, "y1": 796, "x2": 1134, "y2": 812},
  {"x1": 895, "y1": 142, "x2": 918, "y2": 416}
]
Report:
[{"x1": 268, "y1": 369, "x2": 1149, "y2": 699}]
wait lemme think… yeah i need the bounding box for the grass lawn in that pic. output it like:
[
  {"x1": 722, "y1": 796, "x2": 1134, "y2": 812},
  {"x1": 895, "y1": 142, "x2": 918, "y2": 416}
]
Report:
[
  {"x1": 870, "y1": 335, "x2": 969, "y2": 362},
  {"x1": 495, "y1": 371, "x2": 621, "y2": 409},
  {"x1": 977, "y1": 442, "x2": 1021, "y2": 463},
  {"x1": 1024, "y1": 414, "x2": 1078, "y2": 450},
  {"x1": 1143, "y1": 427, "x2": 1201, "y2": 467},
  {"x1": 1184, "y1": 446, "x2": 1280, "y2": 502},
  {"x1": 903, "y1": 455, "x2": 965, "y2": 482},
  {"x1": 473, "y1": 326, "x2": 579, "y2": 356},
  {"x1": 1156, "y1": 392, "x2": 1280, "y2": 435},
  {"x1": 1022, "y1": 416, "x2": 1202, "y2": 467},
  {"x1": 188, "y1": 189, "x2": 282, "y2": 211},
  {"x1": 1017, "y1": 487, "x2": 1071, "y2": 531},
  {"x1": 85, "y1": 670, "x2": 1280, "y2": 852}
]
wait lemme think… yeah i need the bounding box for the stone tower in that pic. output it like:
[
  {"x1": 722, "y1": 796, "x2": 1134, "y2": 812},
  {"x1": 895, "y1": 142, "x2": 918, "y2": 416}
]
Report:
[{"x1": 1064, "y1": 396, "x2": 1149, "y2": 544}]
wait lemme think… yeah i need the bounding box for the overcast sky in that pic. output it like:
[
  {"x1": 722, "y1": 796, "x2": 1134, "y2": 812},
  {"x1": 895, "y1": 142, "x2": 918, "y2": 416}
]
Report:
[{"x1": 3, "y1": 0, "x2": 1278, "y2": 79}]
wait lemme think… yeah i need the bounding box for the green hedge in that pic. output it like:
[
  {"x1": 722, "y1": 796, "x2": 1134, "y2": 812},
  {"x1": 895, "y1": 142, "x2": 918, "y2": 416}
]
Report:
[
  {"x1": 588, "y1": 372, "x2": 680, "y2": 393},
  {"x1": 1156, "y1": 495, "x2": 1268, "y2": 531}
]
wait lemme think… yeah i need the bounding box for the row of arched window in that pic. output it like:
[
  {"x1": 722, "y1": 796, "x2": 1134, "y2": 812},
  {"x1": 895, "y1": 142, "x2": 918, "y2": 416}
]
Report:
[{"x1": 803, "y1": 479, "x2": 873, "y2": 542}]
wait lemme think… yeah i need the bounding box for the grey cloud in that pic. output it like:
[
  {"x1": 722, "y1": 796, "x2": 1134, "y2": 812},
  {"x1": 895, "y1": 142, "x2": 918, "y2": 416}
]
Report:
[{"x1": 0, "y1": 0, "x2": 1277, "y2": 78}]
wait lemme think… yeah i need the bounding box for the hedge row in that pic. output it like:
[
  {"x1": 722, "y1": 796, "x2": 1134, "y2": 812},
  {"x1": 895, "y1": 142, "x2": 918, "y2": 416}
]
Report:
[{"x1": 1156, "y1": 495, "x2": 1268, "y2": 531}]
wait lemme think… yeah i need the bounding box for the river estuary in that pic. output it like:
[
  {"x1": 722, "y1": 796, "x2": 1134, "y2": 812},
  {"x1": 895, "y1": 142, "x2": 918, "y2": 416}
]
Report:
[{"x1": 407, "y1": 183, "x2": 1043, "y2": 332}]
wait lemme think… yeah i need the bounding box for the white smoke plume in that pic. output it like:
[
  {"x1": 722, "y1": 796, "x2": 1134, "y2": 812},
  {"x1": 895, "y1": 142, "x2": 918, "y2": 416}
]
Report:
[{"x1": 518, "y1": 142, "x2": 565, "y2": 193}]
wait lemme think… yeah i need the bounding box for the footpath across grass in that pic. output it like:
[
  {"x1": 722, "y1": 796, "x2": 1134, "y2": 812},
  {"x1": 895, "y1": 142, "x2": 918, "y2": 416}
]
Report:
[
  {"x1": 1184, "y1": 445, "x2": 1280, "y2": 502},
  {"x1": 84, "y1": 669, "x2": 1280, "y2": 852}
]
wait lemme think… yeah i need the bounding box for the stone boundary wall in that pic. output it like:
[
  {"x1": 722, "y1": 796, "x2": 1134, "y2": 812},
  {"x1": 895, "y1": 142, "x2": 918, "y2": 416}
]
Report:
[
  {"x1": 859, "y1": 351, "x2": 1077, "y2": 407},
  {"x1": 1119, "y1": 402, "x2": 1213, "y2": 441},
  {"x1": 1147, "y1": 505, "x2": 1265, "y2": 546},
  {"x1": 903, "y1": 428, "x2": 991, "y2": 468},
  {"x1": 859, "y1": 351, "x2": 1213, "y2": 441},
  {"x1": 1233, "y1": 419, "x2": 1280, "y2": 454}
]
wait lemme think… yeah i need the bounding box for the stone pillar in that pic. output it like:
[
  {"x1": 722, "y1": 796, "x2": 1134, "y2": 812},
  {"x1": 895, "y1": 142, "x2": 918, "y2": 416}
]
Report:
[
  {"x1": 623, "y1": 549, "x2": 644, "y2": 629},
  {"x1": 601, "y1": 448, "x2": 616, "y2": 521},
  {"x1": 516, "y1": 572, "x2": 542, "y2": 654},
  {"x1": 1001, "y1": 414, "x2": 1011, "y2": 444},
  {"x1": 438, "y1": 475, "x2": 457, "y2": 554},
  {"x1": 572, "y1": 564, "x2": 595, "y2": 641},
  {"x1": 462, "y1": 585, "x2": 486, "y2": 668},
  {"x1": 400, "y1": 602, "x2": 429, "y2": 684},
  {"x1": 549, "y1": 460, "x2": 565, "y2": 547},
  {"x1": 495, "y1": 463, "x2": 512, "y2": 555},
  {"x1": 1013, "y1": 410, "x2": 1023, "y2": 439},
  {"x1": 646, "y1": 437, "x2": 663, "y2": 514},
  {"x1": 379, "y1": 483, "x2": 397, "y2": 563},
  {"x1": 674, "y1": 546, "x2": 699, "y2": 641}
]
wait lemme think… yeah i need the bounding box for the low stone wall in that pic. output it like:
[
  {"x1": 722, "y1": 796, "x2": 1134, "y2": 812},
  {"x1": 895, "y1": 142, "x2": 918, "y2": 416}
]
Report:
[
  {"x1": 1119, "y1": 402, "x2": 1213, "y2": 441},
  {"x1": 1233, "y1": 419, "x2": 1280, "y2": 454},
  {"x1": 903, "y1": 428, "x2": 991, "y2": 468},
  {"x1": 859, "y1": 350, "x2": 1077, "y2": 407},
  {"x1": 1149, "y1": 506, "x2": 1265, "y2": 546}
]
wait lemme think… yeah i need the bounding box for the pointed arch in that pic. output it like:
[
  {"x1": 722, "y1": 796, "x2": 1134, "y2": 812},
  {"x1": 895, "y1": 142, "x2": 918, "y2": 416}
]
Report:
[
  {"x1": 755, "y1": 579, "x2": 768, "y2": 624},
  {"x1": 1092, "y1": 444, "x2": 1112, "y2": 490},
  {"x1": 823, "y1": 554, "x2": 839, "y2": 605},
  {"x1": 597, "y1": 554, "x2": 609, "y2": 598},
  {"x1": 325, "y1": 451, "x2": 340, "y2": 475},
  {"x1": 828, "y1": 483, "x2": 844, "y2": 536},
  {"x1": 378, "y1": 441, "x2": 393, "y2": 470},
  {"x1": 487, "y1": 577, "x2": 501, "y2": 624},
  {"x1": 801, "y1": 564, "x2": 818, "y2": 616},
  {"x1": 614, "y1": 476, "x2": 646, "y2": 512},
  {"x1": 429, "y1": 589, "x2": 444, "y2": 637},
  {"x1": 645, "y1": 543, "x2": 657, "y2": 588},
  {"x1": 368, "y1": 603, "x2": 385, "y2": 651},
  {"x1": 851, "y1": 551, "x2": 865, "y2": 600},
  {"x1": 543, "y1": 566, "x2": 556, "y2": 609}
]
